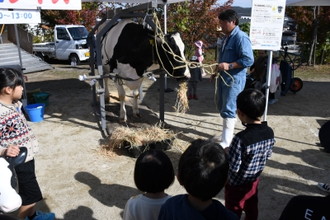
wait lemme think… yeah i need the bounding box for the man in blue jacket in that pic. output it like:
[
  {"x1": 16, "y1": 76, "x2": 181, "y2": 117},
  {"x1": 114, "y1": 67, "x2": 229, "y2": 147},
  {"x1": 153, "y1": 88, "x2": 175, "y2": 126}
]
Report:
[{"x1": 216, "y1": 9, "x2": 254, "y2": 149}]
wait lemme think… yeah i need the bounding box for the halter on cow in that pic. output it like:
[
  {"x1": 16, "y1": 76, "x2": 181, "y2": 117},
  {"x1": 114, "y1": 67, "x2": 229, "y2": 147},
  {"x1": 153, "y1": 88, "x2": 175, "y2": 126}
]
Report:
[{"x1": 100, "y1": 18, "x2": 189, "y2": 122}]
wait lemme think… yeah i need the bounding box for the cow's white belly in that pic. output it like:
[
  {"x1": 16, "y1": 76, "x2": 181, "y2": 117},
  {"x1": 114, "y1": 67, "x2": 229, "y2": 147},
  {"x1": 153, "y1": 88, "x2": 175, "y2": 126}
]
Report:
[{"x1": 115, "y1": 62, "x2": 142, "y2": 91}]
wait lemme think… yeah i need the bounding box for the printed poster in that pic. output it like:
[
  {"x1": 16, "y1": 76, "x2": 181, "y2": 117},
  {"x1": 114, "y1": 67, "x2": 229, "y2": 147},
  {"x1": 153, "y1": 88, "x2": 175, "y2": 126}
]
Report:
[{"x1": 250, "y1": 0, "x2": 286, "y2": 50}]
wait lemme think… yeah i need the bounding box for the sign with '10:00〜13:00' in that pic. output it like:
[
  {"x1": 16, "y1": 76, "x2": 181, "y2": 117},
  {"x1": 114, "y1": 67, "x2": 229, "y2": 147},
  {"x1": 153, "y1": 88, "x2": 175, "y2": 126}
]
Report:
[{"x1": 0, "y1": 9, "x2": 40, "y2": 24}]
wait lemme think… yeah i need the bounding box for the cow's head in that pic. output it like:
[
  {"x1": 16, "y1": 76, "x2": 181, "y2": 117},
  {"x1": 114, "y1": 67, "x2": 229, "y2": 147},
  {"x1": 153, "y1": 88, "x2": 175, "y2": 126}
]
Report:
[{"x1": 156, "y1": 32, "x2": 190, "y2": 80}]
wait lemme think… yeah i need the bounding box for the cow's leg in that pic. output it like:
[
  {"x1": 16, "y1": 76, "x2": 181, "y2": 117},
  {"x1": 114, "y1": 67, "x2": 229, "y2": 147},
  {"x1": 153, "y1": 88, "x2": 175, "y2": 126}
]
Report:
[
  {"x1": 115, "y1": 83, "x2": 127, "y2": 122},
  {"x1": 126, "y1": 78, "x2": 143, "y2": 119},
  {"x1": 132, "y1": 89, "x2": 140, "y2": 118},
  {"x1": 103, "y1": 78, "x2": 110, "y2": 103}
]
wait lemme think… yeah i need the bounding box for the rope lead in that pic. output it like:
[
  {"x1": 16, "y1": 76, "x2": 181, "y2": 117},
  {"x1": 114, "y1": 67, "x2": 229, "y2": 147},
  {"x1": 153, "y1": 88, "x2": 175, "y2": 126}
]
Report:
[{"x1": 151, "y1": 12, "x2": 234, "y2": 87}]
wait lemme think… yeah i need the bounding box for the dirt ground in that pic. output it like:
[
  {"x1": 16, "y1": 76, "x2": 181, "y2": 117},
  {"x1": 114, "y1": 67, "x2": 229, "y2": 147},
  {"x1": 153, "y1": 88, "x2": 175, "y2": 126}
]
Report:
[{"x1": 11, "y1": 63, "x2": 330, "y2": 219}]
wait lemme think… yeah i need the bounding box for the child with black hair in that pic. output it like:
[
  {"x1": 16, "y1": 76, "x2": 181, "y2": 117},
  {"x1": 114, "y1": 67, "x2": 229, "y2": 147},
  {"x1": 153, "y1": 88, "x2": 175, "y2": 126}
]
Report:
[
  {"x1": 123, "y1": 149, "x2": 175, "y2": 220},
  {"x1": 158, "y1": 139, "x2": 238, "y2": 220},
  {"x1": 0, "y1": 68, "x2": 55, "y2": 220},
  {"x1": 225, "y1": 88, "x2": 275, "y2": 220}
]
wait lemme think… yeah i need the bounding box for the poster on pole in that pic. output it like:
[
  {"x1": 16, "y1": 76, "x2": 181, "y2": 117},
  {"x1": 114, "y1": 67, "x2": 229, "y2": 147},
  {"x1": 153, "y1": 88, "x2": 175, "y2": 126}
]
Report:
[
  {"x1": 250, "y1": 0, "x2": 286, "y2": 50},
  {"x1": 0, "y1": 0, "x2": 81, "y2": 10}
]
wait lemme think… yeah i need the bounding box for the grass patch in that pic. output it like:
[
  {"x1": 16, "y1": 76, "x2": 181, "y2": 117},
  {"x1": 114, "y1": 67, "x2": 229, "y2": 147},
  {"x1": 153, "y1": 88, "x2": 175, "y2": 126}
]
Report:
[{"x1": 294, "y1": 65, "x2": 330, "y2": 81}]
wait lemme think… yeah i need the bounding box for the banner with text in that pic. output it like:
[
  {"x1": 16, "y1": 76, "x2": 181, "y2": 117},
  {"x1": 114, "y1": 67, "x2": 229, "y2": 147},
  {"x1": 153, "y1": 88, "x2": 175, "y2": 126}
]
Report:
[
  {"x1": 0, "y1": 0, "x2": 81, "y2": 10},
  {"x1": 250, "y1": 0, "x2": 286, "y2": 50},
  {"x1": 0, "y1": 9, "x2": 41, "y2": 23}
]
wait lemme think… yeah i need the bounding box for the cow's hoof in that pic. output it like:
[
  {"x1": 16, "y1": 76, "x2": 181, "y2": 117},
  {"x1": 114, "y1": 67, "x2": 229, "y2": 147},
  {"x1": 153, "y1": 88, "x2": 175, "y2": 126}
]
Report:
[{"x1": 119, "y1": 118, "x2": 127, "y2": 123}]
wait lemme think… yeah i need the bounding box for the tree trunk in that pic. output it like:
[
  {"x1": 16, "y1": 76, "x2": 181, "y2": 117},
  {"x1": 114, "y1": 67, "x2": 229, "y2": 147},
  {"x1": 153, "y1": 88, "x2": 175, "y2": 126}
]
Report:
[
  {"x1": 308, "y1": 6, "x2": 319, "y2": 66},
  {"x1": 320, "y1": 48, "x2": 325, "y2": 65}
]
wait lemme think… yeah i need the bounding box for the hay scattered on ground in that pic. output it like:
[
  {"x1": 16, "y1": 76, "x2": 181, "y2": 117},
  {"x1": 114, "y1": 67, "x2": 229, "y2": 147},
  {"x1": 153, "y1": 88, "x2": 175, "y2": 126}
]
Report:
[
  {"x1": 101, "y1": 125, "x2": 177, "y2": 157},
  {"x1": 173, "y1": 81, "x2": 189, "y2": 113}
]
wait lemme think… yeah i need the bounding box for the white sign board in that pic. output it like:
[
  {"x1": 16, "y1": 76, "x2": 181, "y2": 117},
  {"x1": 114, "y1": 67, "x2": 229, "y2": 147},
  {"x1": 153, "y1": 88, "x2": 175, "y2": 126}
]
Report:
[
  {"x1": 0, "y1": 9, "x2": 41, "y2": 24},
  {"x1": 0, "y1": 0, "x2": 81, "y2": 10},
  {"x1": 250, "y1": 0, "x2": 286, "y2": 50}
]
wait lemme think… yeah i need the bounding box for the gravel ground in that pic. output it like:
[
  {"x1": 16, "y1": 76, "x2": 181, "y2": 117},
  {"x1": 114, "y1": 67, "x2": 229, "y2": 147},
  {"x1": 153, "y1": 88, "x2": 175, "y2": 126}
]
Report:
[{"x1": 8, "y1": 64, "x2": 330, "y2": 220}]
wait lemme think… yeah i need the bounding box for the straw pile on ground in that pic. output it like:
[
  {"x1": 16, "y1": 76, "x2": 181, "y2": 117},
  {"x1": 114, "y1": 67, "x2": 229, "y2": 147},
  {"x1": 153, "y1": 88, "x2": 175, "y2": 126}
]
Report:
[{"x1": 102, "y1": 125, "x2": 177, "y2": 158}]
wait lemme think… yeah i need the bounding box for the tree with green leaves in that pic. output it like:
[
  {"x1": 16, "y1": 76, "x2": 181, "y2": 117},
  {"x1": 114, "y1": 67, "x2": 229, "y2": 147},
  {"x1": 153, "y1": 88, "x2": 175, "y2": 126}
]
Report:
[
  {"x1": 41, "y1": 2, "x2": 100, "y2": 30},
  {"x1": 38, "y1": 1, "x2": 236, "y2": 62},
  {"x1": 166, "y1": 0, "x2": 233, "y2": 58},
  {"x1": 286, "y1": 6, "x2": 330, "y2": 65},
  {"x1": 33, "y1": 3, "x2": 101, "y2": 42}
]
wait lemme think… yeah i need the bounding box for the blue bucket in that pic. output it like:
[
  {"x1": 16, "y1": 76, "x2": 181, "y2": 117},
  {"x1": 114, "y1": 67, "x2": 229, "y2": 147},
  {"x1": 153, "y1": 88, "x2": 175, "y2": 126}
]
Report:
[{"x1": 24, "y1": 103, "x2": 45, "y2": 122}]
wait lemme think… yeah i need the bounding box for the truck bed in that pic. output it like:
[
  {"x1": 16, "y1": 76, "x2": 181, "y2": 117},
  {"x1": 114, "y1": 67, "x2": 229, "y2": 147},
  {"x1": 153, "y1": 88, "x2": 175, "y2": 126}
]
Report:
[{"x1": 33, "y1": 42, "x2": 55, "y2": 53}]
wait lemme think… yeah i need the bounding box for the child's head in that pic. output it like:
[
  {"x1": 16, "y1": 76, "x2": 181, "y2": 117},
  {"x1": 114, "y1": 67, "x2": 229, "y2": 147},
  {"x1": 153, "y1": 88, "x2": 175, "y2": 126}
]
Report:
[
  {"x1": 178, "y1": 139, "x2": 229, "y2": 201},
  {"x1": 237, "y1": 88, "x2": 266, "y2": 121},
  {"x1": 194, "y1": 40, "x2": 203, "y2": 49},
  {"x1": 0, "y1": 68, "x2": 24, "y2": 92},
  {"x1": 134, "y1": 149, "x2": 174, "y2": 193}
]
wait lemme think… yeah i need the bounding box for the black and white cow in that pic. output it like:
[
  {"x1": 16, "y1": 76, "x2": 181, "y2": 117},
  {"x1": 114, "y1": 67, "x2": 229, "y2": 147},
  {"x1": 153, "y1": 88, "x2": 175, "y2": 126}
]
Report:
[{"x1": 101, "y1": 19, "x2": 189, "y2": 122}]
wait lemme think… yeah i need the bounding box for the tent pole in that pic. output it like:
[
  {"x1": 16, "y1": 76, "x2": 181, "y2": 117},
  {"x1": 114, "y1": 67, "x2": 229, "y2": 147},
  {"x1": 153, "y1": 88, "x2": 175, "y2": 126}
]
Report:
[
  {"x1": 14, "y1": 24, "x2": 27, "y2": 106},
  {"x1": 14, "y1": 24, "x2": 23, "y2": 71},
  {"x1": 164, "y1": 4, "x2": 168, "y2": 90},
  {"x1": 164, "y1": 3, "x2": 167, "y2": 34},
  {"x1": 263, "y1": 50, "x2": 273, "y2": 121},
  {"x1": 163, "y1": 3, "x2": 173, "y2": 93},
  {"x1": 159, "y1": 3, "x2": 168, "y2": 122}
]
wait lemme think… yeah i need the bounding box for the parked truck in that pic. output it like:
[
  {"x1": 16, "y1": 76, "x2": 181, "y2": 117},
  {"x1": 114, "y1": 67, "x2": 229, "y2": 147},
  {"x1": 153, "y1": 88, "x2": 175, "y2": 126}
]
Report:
[{"x1": 33, "y1": 25, "x2": 90, "y2": 65}]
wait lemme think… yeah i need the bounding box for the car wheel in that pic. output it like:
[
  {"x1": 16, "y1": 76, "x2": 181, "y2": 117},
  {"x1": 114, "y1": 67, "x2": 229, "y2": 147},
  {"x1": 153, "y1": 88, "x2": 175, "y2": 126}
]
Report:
[
  {"x1": 69, "y1": 54, "x2": 80, "y2": 66},
  {"x1": 290, "y1": 77, "x2": 303, "y2": 93}
]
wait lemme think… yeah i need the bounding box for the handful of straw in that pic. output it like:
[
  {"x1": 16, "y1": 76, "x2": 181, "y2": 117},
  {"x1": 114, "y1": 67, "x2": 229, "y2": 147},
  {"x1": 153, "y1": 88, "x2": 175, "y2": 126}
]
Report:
[{"x1": 173, "y1": 81, "x2": 189, "y2": 113}]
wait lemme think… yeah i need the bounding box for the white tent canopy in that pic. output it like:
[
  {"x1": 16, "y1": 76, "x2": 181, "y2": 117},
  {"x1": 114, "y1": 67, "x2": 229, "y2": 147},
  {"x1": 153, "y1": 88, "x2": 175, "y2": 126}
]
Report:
[{"x1": 286, "y1": 0, "x2": 330, "y2": 6}]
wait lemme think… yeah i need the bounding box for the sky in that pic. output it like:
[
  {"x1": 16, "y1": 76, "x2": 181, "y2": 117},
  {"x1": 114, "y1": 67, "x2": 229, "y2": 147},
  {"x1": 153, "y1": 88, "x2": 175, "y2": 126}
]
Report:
[{"x1": 218, "y1": 0, "x2": 252, "y2": 8}]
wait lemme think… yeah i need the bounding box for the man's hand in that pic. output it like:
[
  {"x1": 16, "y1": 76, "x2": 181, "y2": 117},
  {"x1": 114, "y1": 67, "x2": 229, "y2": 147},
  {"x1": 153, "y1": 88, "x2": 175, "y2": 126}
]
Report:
[{"x1": 218, "y1": 62, "x2": 230, "y2": 71}]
